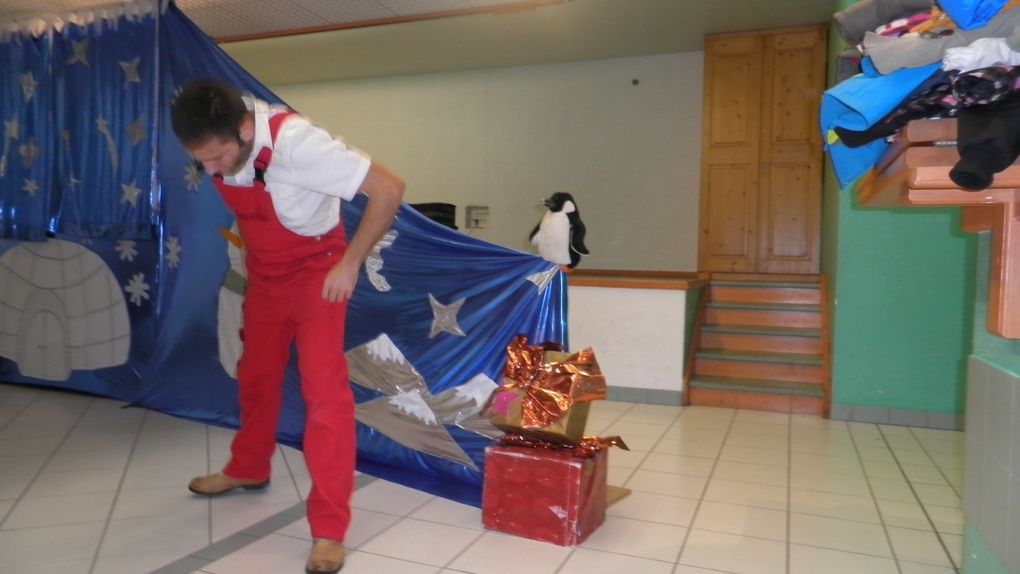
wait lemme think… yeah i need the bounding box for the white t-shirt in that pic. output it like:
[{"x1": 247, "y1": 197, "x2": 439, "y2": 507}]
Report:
[{"x1": 222, "y1": 97, "x2": 372, "y2": 237}]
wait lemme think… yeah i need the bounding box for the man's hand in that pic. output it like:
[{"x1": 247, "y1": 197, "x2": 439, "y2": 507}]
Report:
[{"x1": 322, "y1": 258, "x2": 360, "y2": 302}]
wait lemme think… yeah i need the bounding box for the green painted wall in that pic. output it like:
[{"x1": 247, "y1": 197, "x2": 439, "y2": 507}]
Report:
[
  {"x1": 964, "y1": 523, "x2": 1009, "y2": 574},
  {"x1": 824, "y1": 0, "x2": 975, "y2": 415},
  {"x1": 829, "y1": 186, "x2": 974, "y2": 412}
]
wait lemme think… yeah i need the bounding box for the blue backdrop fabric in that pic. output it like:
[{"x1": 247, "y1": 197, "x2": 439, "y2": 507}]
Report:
[
  {"x1": 821, "y1": 60, "x2": 942, "y2": 189},
  {"x1": 0, "y1": 1, "x2": 566, "y2": 507}
]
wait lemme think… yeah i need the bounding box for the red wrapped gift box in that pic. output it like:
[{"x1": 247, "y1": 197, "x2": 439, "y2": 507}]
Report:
[{"x1": 482, "y1": 445, "x2": 607, "y2": 546}]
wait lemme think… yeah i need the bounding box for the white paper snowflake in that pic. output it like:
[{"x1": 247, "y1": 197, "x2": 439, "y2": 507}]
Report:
[
  {"x1": 115, "y1": 240, "x2": 138, "y2": 262},
  {"x1": 124, "y1": 272, "x2": 150, "y2": 306},
  {"x1": 166, "y1": 235, "x2": 181, "y2": 269},
  {"x1": 184, "y1": 162, "x2": 202, "y2": 191}
]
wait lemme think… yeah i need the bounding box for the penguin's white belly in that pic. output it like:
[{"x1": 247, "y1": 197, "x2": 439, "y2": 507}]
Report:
[{"x1": 533, "y1": 212, "x2": 571, "y2": 265}]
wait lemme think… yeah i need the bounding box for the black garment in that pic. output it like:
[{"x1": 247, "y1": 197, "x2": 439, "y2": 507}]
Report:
[{"x1": 951, "y1": 91, "x2": 1020, "y2": 191}]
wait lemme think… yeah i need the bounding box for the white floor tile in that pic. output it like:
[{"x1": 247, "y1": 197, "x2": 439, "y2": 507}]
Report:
[
  {"x1": 120, "y1": 459, "x2": 209, "y2": 490},
  {"x1": 0, "y1": 522, "x2": 105, "y2": 569},
  {"x1": 789, "y1": 543, "x2": 898, "y2": 574},
  {"x1": 679, "y1": 528, "x2": 785, "y2": 574},
  {"x1": 0, "y1": 473, "x2": 34, "y2": 500},
  {"x1": 91, "y1": 549, "x2": 187, "y2": 574},
  {"x1": 898, "y1": 560, "x2": 957, "y2": 573},
  {"x1": 112, "y1": 484, "x2": 210, "y2": 520},
  {"x1": 625, "y1": 469, "x2": 707, "y2": 499},
  {"x1": 713, "y1": 460, "x2": 788, "y2": 487},
  {"x1": 558, "y1": 547, "x2": 674, "y2": 574},
  {"x1": 638, "y1": 452, "x2": 714, "y2": 476},
  {"x1": 25, "y1": 467, "x2": 125, "y2": 497},
  {"x1": 789, "y1": 513, "x2": 892, "y2": 557},
  {"x1": 651, "y1": 437, "x2": 723, "y2": 459},
  {"x1": 925, "y1": 504, "x2": 964, "y2": 535},
  {"x1": 886, "y1": 526, "x2": 954, "y2": 567},
  {"x1": 3, "y1": 491, "x2": 116, "y2": 529},
  {"x1": 876, "y1": 498, "x2": 931, "y2": 531},
  {"x1": 211, "y1": 498, "x2": 302, "y2": 541},
  {"x1": 358, "y1": 517, "x2": 480, "y2": 566},
  {"x1": 342, "y1": 549, "x2": 451, "y2": 574},
  {"x1": 912, "y1": 484, "x2": 961, "y2": 508},
  {"x1": 724, "y1": 432, "x2": 788, "y2": 451},
  {"x1": 200, "y1": 533, "x2": 308, "y2": 574},
  {"x1": 0, "y1": 453, "x2": 49, "y2": 476},
  {"x1": 790, "y1": 488, "x2": 880, "y2": 523},
  {"x1": 606, "y1": 490, "x2": 698, "y2": 526},
  {"x1": 703, "y1": 478, "x2": 787, "y2": 511},
  {"x1": 580, "y1": 515, "x2": 686, "y2": 562},
  {"x1": 789, "y1": 467, "x2": 871, "y2": 497},
  {"x1": 605, "y1": 447, "x2": 647, "y2": 469},
  {"x1": 449, "y1": 530, "x2": 570, "y2": 574},
  {"x1": 341, "y1": 509, "x2": 403, "y2": 548},
  {"x1": 603, "y1": 420, "x2": 668, "y2": 438},
  {"x1": 692, "y1": 500, "x2": 787, "y2": 541},
  {"x1": 0, "y1": 386, "x2": 975, "y2": 574},
  {"x1": 408, "y1": 496, "x2": 483, "y2": 530},
  {"x1": 869, "y1": 477, "x2": 917, "y2": 502},
  {"x1": 351, "y1": 480, "x2": 435, "y2": 516},
  {"x1": 99, "y1": 513, "x2": 210, "y2": 558},
  {"x1": 719, "y1": 444, "x2": 788, "y2": 467},
  {"x1": 46, "y1": 448, "x2": 131, "y2": 473}
]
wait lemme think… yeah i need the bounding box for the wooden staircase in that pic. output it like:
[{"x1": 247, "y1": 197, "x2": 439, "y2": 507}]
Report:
[{"x1": 687, "y1": 276, "x2": 828, "y2": 415}]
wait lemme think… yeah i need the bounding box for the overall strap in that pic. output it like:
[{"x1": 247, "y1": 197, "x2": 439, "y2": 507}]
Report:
[{"x1": 253, "y1": 111, "x2": 295, "y2": 183}]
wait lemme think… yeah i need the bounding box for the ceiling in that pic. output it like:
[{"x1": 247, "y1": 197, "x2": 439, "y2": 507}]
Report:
[{"x1": 0, "y1": 0, "x2": 839, "y2": 84}]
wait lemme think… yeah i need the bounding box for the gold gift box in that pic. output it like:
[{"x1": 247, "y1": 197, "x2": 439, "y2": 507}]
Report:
[{"x1": 489, "y1": 349, "x2": 600, "y2": 446}]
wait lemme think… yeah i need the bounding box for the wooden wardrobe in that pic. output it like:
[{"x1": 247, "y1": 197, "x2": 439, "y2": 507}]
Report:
[{"x1": 698, "y1": 25, "x2": 828, "y2": 274}]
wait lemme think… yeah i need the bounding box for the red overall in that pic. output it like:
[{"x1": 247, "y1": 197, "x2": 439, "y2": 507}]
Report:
[{"x1": 214, "y1": 112, "x2": 356, "y2": 542}]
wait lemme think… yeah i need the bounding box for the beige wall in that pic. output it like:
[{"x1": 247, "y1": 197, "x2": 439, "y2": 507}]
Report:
[{"x1": 271, "y1": 52, "x2": 703, "y2": 271}]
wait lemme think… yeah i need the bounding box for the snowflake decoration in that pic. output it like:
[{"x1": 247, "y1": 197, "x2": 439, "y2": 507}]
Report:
[
  {"x1": 184, "y1": 162, "x2": 203, "y2": 191},
  {"x1": 166, "y1": 235, "x2": 182, "y2": 269},
  {"x1": 115, "y1": 240, "x2": 138, "y2": 262},
  {"x1": 124, "y1": 273, "x2": 150, "y2": 306}
]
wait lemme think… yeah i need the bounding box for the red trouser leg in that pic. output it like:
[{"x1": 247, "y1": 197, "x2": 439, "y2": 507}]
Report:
[
  {"x1": 224, "y1": 280, "x2": 295, "y2": 481},
  {"x1": 292, "y1": 272, "x2": 355, "y2": 542}
]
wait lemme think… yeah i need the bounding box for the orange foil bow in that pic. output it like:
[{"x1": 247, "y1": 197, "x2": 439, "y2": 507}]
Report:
[{"x1": 497, "y1": 335, "x2": 606, "y2": 430}]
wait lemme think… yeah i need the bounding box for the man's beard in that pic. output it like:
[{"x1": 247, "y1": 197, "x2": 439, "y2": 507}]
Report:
[{"x1": 223, "y1": 138, "x2": 255, "y2": 177}]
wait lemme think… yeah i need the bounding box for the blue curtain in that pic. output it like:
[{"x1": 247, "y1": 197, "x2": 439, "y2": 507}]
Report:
[
  {"x1": 0, "y1": 31, "x2": 54, "y2": 240},
  {"x1": 0, "y1": 1, "x2": 567, "y2": 507}
]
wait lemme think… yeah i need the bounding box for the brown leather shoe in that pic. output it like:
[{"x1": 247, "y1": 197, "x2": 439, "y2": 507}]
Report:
[
  {"x1": 187, "y1": 472, "x2": 269, "y2": 496},
  {"x1": 305, "y1": 538, "x2": 345, "y2": 574}
]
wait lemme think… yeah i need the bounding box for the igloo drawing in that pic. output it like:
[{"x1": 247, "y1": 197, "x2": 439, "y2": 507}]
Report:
[{"x1": 0, "y1": 239, "x2": 130, "y2": 381}]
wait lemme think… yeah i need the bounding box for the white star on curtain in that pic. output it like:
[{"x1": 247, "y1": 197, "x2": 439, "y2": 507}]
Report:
[
  {"x1": 67, "y1": 39, "x2": 90, "y2": 66},
  {"x1": 120, "y1": 56, "x2": 141, "y2": 88},
  {"x1": 121, "y1": 180, "x2": 142, "y2": 207},
  {"x1": 22, "y1": 179, "x2": 39, "y2": 196},
  {"x1": 428, "y1": 293, "x2": 466, "y2": 338},
  {"x1": 125, "y1": 116, "x2": 146, "y2": 147},
  {"x1": 19, "y1": 73, "x2": 37, "y2": 102}
]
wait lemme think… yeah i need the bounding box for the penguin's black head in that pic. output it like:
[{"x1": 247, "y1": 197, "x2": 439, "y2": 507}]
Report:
[{"x1": 543, "y1": 192, "x2": 576, "y2": 212}]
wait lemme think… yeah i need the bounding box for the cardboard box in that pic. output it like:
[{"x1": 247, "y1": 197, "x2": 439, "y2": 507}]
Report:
[{"x1": 482, "y1": 445, "x2": 607, "y2": 546}]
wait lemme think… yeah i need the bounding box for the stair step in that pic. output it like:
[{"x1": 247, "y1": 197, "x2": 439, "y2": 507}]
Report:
[
  {"x1": 701, "y1": 325, "x2": 821, "y2": 338},
  {"x1": 690, "y1": 376, "x2": 824, "y2": 397},
  {"x1": 711, "y1": 280, "x2": 819, "y2": 289},
  {"x1": 705, "y1": 304, "x2": 822, "y2": 329},
  {"x1": 695, "y1": 358, "x2": 824, "y2": 383},
  {"x1": 707, "y1": 302, "x2": 819, "y2": 312},
  {"x1": 710, "y1": 282, "x2": 822, "y2": 305},
  {"x1": 696, "y1": 349, "x2": 822, "y2": 365}
]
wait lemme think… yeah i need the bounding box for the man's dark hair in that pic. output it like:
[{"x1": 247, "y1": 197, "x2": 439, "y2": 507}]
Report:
[{"x1": 170, "y1": 81, "x2": 248, "y2": 146}]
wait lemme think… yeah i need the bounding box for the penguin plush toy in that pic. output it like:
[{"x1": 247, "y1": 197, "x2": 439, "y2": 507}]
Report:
[{"x1": 529, "y1": 192, "x2": 589, "y2": 268}]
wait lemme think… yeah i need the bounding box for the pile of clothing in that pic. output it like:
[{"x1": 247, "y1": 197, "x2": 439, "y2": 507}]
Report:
[{"x1": 823, "y1": 0, "x2": 1020, "y2": 190}]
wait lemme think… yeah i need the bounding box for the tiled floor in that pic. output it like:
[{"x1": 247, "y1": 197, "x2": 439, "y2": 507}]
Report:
[{"x1": 0, "y1": 383, "x2": 965, "y2": 574}]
